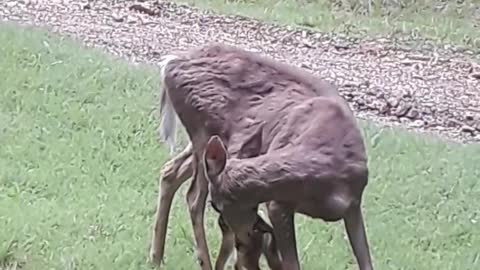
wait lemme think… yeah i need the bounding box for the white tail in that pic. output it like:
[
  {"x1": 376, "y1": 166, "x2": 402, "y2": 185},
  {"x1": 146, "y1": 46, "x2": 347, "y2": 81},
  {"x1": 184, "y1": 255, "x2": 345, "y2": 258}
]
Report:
[{"x1": 158, "y1": 55, "x2": 180, "y2": 155}]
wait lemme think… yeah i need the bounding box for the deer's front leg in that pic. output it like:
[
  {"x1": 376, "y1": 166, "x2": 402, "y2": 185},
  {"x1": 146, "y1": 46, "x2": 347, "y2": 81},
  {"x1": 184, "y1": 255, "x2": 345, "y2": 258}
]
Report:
[
  {"x1": 150, "y1": 143, "x2": 193, "y2": 265},
  {"x1": 186, "y1": 156, "x2": 213, "y2": 270},
  {"x1": 267, "y1": 201, "x2": 300, "y2": 270},
  {"x1": 343, "y1": 203, "x2": 374, "y2": 270}
]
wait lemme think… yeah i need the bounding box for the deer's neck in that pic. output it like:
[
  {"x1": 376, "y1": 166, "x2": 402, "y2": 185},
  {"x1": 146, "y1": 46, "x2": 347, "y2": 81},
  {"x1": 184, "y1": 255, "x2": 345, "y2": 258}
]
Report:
[{"x1": 222, "y1": 152, "x2": 302, "y2": 204}]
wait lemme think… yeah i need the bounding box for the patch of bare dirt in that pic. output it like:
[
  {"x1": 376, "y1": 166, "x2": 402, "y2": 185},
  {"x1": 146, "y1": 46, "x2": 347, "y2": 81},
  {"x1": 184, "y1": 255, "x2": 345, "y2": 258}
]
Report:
[{"x1": 1, "y1": 0, "x2": 479, "y2": 143}]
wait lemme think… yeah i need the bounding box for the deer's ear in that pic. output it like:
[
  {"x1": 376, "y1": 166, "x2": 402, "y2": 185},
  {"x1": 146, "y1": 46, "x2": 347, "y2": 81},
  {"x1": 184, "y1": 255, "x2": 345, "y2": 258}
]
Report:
[
  {"x1": 204, "y1": 135, "x2": 227, "y2": 177},
  {"x1": 238, "y1": 122, "x2": 264, "y2": 159}
]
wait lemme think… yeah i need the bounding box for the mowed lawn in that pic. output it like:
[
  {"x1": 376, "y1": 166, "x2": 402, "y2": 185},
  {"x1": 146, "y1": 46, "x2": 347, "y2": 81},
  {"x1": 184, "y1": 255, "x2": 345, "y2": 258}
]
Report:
[
  {"x1": 1, "y1": 22, "x2": 479, "y2": 270},
  {"x1": 178, "y1": 0, "x2": 479, "y2": 49}
]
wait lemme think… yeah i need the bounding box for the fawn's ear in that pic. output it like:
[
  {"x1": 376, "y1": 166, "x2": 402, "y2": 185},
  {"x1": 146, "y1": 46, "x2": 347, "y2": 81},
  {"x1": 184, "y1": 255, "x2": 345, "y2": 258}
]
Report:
[
  {"x1": 204, "y1": 135, "x2": 227, "y2": 177},
  {"x1": 238, "y1": 122, "x2": 264, "y2": 159}
]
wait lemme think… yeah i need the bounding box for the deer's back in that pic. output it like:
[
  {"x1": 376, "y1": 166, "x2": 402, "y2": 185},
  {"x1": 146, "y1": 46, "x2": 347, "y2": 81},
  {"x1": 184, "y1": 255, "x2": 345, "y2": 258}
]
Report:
[{"x1": 163, "y1": 43, "x2": 343, "y2": 151}]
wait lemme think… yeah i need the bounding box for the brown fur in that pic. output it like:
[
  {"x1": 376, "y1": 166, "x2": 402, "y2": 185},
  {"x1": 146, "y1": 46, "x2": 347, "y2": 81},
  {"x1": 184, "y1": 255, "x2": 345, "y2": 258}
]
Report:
[{"x1": 150, "y1": 43, "x2": 374, "y2": 270}]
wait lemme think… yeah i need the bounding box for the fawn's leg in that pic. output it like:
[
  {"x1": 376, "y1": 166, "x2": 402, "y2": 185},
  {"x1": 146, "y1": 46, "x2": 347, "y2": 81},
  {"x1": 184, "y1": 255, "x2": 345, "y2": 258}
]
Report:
[
  {"x1": 233, "y1": 230, "x2": 263, "y2": 270},
  {"x1": 267, "y1": 201, "x2": 300, "y2": 270},
  {"x1": 235, "y1": 214, "x2": 283, "y2": 270},
  {"x1": 150, "y1": 143, "x2": 193, "y2": 265},
  {"x1": 218, "y1": 213, "x2": 271, "y2": 270},
  {"x1": 256, "y1": 204, "x2": 283, "y2": 270},
  {"x1": 343, "y1": 204, "x2": 374, "y2": 270},
  {"x1": 262, "y1": 229, "x2": 283, "y2": 270},
  {"x1": 186, "y1": 154, "x2": 213, "y2": 270},
  {"x1": 215, "y1": 216, "x2": 235, "y2": 270},
  {"x1": 230, "y1": 234, "x2": 262, "y2": 270}
]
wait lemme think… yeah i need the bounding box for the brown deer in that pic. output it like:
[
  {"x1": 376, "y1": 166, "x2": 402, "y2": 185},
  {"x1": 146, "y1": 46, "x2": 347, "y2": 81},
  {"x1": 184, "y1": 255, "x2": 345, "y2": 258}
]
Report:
[
  {"x1": 150, "y1": 46, "x2": 283, "y2": 270},
  {"x1": 149, "y1": 43, "x2": 374, "y2": 270}
]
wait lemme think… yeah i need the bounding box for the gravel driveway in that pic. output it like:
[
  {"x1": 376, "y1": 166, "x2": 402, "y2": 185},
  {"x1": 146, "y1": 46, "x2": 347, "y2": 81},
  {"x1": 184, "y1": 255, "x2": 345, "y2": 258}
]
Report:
[{"x1": 2, "y1": 0, "x2": 479, "y2": 143}]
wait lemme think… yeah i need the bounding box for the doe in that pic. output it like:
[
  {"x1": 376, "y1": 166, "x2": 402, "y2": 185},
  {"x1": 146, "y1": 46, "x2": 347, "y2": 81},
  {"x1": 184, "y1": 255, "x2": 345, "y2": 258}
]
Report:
[{"x1": 149, "y1": 43, "x2": 374, "y2": 270}]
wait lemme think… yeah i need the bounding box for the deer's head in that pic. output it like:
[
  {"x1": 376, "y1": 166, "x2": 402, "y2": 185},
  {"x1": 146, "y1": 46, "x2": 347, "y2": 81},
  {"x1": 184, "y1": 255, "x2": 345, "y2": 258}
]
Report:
[{"x1": 202, "y1": 122, "x2": 264, "y2": 228}]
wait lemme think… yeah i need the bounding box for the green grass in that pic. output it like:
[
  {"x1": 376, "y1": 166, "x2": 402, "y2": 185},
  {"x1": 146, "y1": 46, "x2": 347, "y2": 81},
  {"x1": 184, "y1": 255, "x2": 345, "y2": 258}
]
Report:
[
  {"x1": 1, "y1": 21, "x2": 480, "y2": 270},
  {"x1": 176, "y1": 0, "x2": 480, "y2": 49}
]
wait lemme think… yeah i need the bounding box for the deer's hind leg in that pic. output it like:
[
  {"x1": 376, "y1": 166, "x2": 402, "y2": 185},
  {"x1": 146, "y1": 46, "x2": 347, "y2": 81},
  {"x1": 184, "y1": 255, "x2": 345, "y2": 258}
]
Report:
[
  {"x1": 343, "y1": 203, "x2": 374, "y2": 270},
  {"x1": 150, "y1": 143, "x2": 193, "y2": 265}
]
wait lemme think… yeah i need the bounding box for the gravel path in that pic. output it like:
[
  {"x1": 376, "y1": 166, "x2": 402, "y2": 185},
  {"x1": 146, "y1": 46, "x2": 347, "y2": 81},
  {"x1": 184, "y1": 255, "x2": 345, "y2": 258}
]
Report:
[{"x1": 2, "y1": 0, "x2": 480, "y2": 143}]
